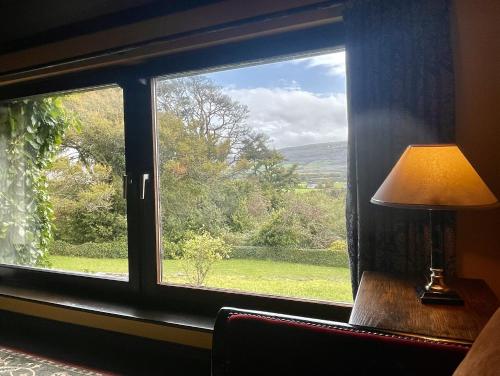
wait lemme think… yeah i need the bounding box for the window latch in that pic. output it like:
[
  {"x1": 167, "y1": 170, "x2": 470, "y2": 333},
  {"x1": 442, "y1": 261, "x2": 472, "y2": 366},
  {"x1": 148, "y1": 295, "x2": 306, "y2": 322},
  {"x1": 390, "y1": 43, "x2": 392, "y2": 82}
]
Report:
[{"x1": 139, "y1": 173, "x2": 150, "y2": 200}]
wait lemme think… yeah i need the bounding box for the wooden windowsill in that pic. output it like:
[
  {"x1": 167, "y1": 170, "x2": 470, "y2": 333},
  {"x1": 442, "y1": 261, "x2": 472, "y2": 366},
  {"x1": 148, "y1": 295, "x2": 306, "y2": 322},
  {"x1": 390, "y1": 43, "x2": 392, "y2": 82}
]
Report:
[{"x1": 0, "y1": 284, "x2": 213, "y2": 349}]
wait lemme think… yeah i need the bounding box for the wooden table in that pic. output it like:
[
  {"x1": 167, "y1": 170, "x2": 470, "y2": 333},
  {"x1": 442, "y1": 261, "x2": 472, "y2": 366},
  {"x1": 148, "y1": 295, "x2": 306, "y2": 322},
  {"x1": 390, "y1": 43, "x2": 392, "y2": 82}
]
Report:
[{"x1": 349, "y1": 271, "x2": 499, "y2": 343}]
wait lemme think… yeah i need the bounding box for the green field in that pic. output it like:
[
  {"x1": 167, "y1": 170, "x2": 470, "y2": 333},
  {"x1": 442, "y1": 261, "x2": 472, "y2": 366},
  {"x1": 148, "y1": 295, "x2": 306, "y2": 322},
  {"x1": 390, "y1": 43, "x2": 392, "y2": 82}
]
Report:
[{"x1": 48, "y1": 256, "x2": 353, "y2": 303}]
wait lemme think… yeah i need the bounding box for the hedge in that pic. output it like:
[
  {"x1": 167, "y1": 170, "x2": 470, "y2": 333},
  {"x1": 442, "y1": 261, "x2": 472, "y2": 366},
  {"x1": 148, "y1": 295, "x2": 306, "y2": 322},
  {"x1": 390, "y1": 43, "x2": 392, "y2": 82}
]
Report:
[
  {"x1": 49, "y1": 241, "x2": 349, "y2": 268},
  {"x1": 50, "y1": 239, "x2": 127, "y2": 259},
  {"x1": 231, "y1": 246, "x2": 349, "y2": 268}
]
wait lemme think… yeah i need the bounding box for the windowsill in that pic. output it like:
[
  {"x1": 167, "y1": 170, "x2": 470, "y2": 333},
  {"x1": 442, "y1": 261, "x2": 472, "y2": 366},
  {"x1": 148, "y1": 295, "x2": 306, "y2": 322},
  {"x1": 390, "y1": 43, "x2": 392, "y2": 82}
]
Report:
[{"x1": 0, "y1": 284, "x2": 214, "y2": 349}]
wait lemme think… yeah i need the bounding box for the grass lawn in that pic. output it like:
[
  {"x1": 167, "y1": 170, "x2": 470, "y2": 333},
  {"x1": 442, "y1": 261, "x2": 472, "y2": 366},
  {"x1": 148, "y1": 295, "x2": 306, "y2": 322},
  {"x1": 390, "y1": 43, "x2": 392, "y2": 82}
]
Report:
[{"x1": 48, "y1": 256, "x2": 353, "y2": 303}]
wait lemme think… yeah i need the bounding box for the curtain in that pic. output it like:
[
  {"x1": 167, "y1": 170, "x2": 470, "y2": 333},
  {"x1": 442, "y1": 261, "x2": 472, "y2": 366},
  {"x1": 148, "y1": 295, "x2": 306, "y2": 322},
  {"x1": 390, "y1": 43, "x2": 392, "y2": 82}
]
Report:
[{"x1": 345, "y1": 0, "x2": 456, "y2": 296}]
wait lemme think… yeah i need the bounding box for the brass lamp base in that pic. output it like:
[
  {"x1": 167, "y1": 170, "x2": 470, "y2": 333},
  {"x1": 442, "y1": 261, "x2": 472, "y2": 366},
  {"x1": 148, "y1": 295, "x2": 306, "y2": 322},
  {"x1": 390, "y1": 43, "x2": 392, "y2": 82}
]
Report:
[{"x1": 416, "y1": 268, "x2": 464, "y2": 305}]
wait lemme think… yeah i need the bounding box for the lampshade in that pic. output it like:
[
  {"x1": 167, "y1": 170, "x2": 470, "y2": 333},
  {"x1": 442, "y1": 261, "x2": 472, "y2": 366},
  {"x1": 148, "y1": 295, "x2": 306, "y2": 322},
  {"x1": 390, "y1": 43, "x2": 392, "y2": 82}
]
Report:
[{"x1": 371, "y1": 144, "x2": 499, "y2": 210}]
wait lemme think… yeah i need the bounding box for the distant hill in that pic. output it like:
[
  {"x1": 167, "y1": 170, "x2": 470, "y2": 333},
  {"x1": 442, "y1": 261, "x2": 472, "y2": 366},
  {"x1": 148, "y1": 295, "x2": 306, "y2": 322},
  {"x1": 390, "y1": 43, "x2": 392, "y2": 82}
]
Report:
[{"x1": 279, "y1": 142, "x2": 347, "y2": 183}]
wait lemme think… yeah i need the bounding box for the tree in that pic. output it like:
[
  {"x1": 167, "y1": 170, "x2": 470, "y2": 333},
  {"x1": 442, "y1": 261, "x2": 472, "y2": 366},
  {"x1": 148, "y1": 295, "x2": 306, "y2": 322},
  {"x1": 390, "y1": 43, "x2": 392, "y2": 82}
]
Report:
[
  {"x1": 60, "y1": 87, "x2": 125, "y2": 174},
  {"x1": 45, "y1": 87, "x2": 127, "y2": 245},
  {"x1": 48, "y1": 157, "x2": 127, "y2": 243},
  {"x1": 253, "y1": 190, "x2": 346, "y2": 249},
  {"x1": 239, "y1": 133, "x2": 298, "y2": 191},
  {"x1": 156, "y1": 111, "x2": 229, "y2": 242},
  {"x1": 156, "y1": 76, "x2": 301, "y2": 247},
  {"x1": 157, "y1": 76, "x2": 249, "y2": 163}
]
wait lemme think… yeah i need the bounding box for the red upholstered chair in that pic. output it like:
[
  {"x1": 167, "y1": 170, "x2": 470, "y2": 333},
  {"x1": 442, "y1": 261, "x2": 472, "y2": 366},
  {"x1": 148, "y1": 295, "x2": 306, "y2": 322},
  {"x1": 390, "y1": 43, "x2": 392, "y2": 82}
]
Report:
[{"x1": 212, "y1": 307, "x2": 469, "y2": 376}]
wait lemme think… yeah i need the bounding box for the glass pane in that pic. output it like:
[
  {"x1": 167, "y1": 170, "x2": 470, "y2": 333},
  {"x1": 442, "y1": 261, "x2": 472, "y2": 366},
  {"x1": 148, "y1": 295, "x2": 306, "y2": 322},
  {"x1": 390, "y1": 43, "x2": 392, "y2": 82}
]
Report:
[
  {"x1": 0, "y1": 86, "x2": 128, "y2": 280},
  {"x1": 155, "y1": 51, "x2": 351, "y2": 302}
]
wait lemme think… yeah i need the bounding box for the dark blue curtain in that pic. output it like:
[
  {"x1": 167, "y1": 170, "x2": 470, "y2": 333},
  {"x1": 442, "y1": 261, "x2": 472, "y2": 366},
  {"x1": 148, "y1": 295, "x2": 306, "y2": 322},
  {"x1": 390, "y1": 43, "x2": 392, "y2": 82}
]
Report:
[{"x1": 345, "y1": 0, "x2": 456, "y2": 296}]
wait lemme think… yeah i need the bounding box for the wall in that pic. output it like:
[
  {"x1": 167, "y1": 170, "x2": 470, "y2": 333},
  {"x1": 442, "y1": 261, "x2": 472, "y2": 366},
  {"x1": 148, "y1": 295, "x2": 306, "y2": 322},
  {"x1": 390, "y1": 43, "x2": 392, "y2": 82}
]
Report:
[{"x1": 453, "y1": 0, "x2": 500, "y2": 298}]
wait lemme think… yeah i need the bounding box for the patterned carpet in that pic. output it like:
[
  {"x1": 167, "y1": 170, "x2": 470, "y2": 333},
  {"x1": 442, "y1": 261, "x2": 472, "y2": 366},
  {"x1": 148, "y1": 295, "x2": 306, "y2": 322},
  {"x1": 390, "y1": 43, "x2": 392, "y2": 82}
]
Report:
[{"x1": 0, "y1": 346, "x2": 105, "y2": 375}]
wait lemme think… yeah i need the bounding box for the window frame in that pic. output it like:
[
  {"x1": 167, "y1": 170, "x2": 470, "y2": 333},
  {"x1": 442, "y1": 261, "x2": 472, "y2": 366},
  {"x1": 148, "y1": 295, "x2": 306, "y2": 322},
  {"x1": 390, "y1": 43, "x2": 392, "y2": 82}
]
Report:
[{"x1": 0, "y1": 21, "x2": 350, "y2": 319}]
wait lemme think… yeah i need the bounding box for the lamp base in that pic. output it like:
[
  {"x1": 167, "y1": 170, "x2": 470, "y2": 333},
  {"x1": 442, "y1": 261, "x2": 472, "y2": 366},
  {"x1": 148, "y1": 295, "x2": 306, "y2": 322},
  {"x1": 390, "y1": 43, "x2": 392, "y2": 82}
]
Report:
[
  {"x1": 416, "y1": 286, "x2": 464, "y2": 305},
  {"x1": 416, "y1": 267, "x2": 464, "y2": 305}
]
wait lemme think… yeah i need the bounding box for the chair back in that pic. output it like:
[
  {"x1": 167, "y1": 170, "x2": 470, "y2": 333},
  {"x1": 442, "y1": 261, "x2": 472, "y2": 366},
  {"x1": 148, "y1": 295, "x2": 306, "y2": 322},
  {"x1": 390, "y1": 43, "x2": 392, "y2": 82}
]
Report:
[{"x1": 212, "y1": 307, "x2": 469, "y2": 376}]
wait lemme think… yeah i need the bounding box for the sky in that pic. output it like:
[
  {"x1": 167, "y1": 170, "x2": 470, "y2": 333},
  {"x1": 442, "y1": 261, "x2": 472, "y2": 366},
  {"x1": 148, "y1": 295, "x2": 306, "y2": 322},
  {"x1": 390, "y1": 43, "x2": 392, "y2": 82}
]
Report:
[{"x1": 204, "y1": 50, "x2": 347, "y2": 149}]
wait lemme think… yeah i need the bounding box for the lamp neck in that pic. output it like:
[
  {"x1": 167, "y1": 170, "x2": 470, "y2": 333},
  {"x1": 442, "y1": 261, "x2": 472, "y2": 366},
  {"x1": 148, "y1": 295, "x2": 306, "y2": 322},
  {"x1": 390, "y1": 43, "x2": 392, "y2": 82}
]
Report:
[{"x1": 429, "y1": 210, "x2": 444, "y2": 271}]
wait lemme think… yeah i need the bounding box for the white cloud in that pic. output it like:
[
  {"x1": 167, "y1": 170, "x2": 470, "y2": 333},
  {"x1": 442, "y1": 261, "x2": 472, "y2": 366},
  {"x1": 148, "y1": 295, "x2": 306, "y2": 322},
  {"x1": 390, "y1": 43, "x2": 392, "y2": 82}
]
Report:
[
  {"x1": 294, "y1": 50, "x2": 346, "y2": 76},
  {"x1": 226, "y1": 87, "x2": 347, "y2": 148}
]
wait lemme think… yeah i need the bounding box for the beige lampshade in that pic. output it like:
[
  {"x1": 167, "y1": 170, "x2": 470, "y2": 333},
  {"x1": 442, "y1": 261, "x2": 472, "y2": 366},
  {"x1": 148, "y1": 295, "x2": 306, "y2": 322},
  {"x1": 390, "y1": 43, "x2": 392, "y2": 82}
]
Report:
[{"x1": 371, "y1": 144, "x2": 499, "y2": 210}]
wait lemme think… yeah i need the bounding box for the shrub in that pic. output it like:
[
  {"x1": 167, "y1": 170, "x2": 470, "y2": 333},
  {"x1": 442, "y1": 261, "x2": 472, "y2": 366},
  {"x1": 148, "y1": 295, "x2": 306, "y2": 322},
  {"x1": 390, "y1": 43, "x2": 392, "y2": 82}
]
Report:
[
  {"x1": 252, "y1": 191, "x2": 346, "y2": 249},
  {"x1": 179, "y1": 232, "x2": 230, "y2": 286},
  {"x1": 162, "y1": 238, "x2": 183, "y2": 259},
  {"x1": 49, "y1": 239, "x2": 127, "y2": 259},
  {"x1": 252, "y1": 210, "x2": 305, "y2": 248},
  {"x1": 329, "y1": 239, "x2": 347, "y2": 252}
]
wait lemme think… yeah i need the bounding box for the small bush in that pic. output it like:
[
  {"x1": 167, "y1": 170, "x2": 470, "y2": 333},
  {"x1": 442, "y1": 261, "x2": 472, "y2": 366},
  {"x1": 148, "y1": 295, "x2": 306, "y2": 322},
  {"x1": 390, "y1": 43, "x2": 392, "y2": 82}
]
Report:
[
  {"x1": 179, "y1": 232, "x2": 231, "y2": 286},
  {"x1": 329, "y1": 239, "x2": 347, "y2": 252},
  {"x1": 231, "y1": 246, "x2": 348, "y2": 268},
  {"x1": 162, "y1": 239, "x2": 183, "y2": 259}
]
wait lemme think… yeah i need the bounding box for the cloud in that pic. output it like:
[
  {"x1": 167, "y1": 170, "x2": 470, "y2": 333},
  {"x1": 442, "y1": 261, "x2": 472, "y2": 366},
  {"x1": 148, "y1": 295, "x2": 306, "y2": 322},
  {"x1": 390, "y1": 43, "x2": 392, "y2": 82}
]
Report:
[
  {"x1": 226, "y1": 87, "x2": 347, "y2": 148},
  {"x1": 293, "y1": 50, "x2": 346, "y2": 76}
]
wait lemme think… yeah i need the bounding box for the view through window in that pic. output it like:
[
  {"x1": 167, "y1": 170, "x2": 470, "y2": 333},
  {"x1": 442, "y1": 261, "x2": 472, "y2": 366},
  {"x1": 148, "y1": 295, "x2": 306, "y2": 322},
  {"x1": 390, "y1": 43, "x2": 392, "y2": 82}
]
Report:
[
  {"x1": 156, "y1": 50, "x2": 351, "y2": 302},
  {"x1": 0, "y1": 86, "x2": 128, "y2": 279}
]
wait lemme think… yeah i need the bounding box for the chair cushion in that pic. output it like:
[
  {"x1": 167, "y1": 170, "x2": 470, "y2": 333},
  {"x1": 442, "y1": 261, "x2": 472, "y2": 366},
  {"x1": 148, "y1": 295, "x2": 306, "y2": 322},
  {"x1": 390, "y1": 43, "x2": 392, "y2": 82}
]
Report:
[{"x1": 453, "y1": 308, "x2": 500, "y2": 376}]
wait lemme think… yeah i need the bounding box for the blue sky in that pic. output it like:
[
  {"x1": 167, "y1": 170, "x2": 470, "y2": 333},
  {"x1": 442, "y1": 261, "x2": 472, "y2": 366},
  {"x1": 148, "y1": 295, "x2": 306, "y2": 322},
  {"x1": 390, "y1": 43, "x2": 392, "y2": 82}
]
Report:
[{"x1": 203, "y1": 50, "x2": 347, "y2": 148}]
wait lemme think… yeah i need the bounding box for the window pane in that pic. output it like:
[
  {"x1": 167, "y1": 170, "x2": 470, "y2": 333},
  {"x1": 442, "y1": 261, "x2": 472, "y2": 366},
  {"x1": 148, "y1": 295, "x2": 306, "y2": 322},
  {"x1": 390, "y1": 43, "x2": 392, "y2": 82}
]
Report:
[
  {"x1": 0, "y1": 86, "x2": 128, "y2": 279},
  {"x1": 155, "y1": 51, "x2": 351, "y2": 302}
]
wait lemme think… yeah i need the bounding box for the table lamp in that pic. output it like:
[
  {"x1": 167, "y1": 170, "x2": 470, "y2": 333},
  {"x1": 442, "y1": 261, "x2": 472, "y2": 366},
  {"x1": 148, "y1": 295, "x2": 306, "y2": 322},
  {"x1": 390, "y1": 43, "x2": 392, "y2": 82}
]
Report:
[{"x1": 371, "y1": 144, "x2": 498, "y2": 304}]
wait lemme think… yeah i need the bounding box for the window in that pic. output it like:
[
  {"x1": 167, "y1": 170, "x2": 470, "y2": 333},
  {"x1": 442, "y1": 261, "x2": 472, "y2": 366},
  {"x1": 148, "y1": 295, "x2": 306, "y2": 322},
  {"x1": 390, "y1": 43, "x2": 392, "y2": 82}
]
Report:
[
  {"x1": 0, "y1": 86, "x2": 128, "y2": 279},
  {"x1": 155, "y1": 51, "x2": 351, "y2": 302},
  {"x1": 0, "y1": 21, "x2": 349, "y2": 316}
]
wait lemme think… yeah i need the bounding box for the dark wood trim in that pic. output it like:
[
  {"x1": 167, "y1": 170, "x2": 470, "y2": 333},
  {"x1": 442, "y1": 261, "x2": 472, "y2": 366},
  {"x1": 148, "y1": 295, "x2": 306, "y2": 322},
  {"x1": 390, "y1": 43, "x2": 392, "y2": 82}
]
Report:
[
  {"x1": 123, "y1": 77, "x2": 161, "y2": 295},
  {"x1": 0, "y1": 0, "x2": 224, "y2": 55},
  {"x1": 0, "y1": 0, "x2": 343, "y2": 80}
]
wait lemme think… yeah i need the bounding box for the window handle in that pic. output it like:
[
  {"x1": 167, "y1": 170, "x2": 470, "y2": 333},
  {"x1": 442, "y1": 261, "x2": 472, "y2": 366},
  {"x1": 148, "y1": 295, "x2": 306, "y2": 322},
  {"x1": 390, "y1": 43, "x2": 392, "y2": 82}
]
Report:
[{"x1": 139, "y1": 173, "x2": 150, "y2": 200}]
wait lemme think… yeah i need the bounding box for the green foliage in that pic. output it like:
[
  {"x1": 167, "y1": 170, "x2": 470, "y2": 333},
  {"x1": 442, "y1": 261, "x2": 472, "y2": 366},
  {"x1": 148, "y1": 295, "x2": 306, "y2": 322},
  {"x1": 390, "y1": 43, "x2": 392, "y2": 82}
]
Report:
[
  {"x1": 162, "y1": 238, "x2": 183, "y2": 259},
  {"x1": 253, "y1": 191, "x2": 346, "y2": 249},
  {"x1": 239, "y1": 133, "x2": 299, "y2": 193},
  {"x1": 231, "y1": 246, "x2": 349, "y2": 268},
  {"x1": 48, "y1": 158, "x2": 127, "y2": 243},
  {"x1": 329, "y1": 239, "x2": 347, "y2": 252},
  {"x1": 50, "y1": 239, "x2": 127, "y2": 259},
  {"x1": 60, "y1": 87, "x2": 125, "y2": 173},
  {"x1": 178, "y1": 232, "x2": 231, "y2": 286},
  {"x1": 46, "y1": 87, "x2": 127, "y2": 245},
  {"x1": 252, "y1": 209, "x2": 304, "y2": 248},
  {"x1": 156, "y1": 76, "x2": 249, "y2": 161},
  {"x1": 0, "y1": 97, "x2": 73, "y2": 265}
]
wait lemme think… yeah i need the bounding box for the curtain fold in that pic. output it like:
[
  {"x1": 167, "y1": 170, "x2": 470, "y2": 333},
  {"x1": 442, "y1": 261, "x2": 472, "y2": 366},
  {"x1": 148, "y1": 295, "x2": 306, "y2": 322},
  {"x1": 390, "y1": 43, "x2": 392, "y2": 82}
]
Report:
[{"x1": 345, "y1": 0, "x2": 456, "y2": 296}]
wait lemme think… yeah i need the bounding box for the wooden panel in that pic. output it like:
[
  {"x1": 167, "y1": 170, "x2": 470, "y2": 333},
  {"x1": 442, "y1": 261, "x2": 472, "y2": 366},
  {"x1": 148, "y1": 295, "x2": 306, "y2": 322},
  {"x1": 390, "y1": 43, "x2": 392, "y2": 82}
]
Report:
[
  {"x1": 0, "y1": 0, "x2": 338, "y2": 76},
  {"x1": 0, "y1": 310, "x2": 211, "y2": 375},
  {"x1": 349, "y1": 271, "x2": 499, "y2": 342}
]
